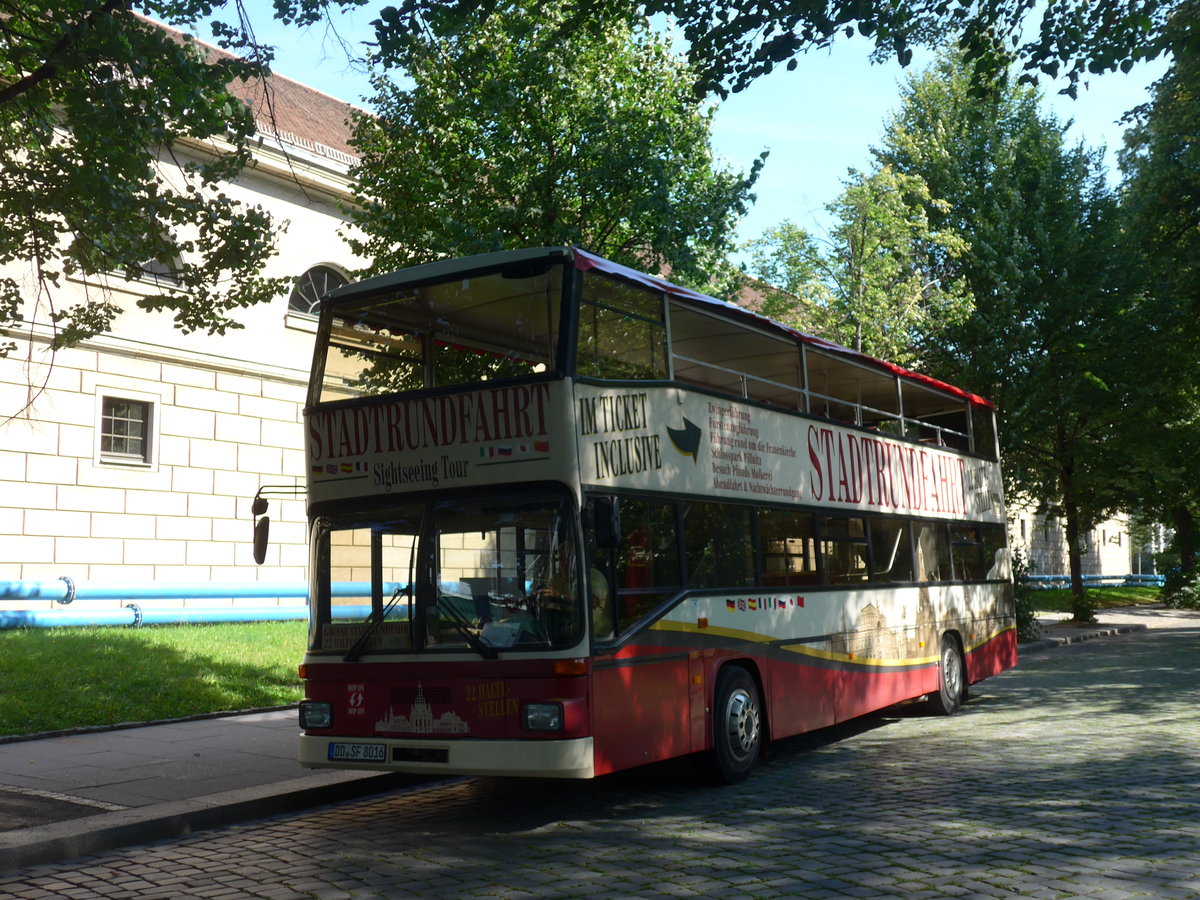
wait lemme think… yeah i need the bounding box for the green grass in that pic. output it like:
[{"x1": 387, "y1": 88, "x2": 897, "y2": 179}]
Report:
[
  {"x1": 1029, "y1": 585, "x2": 1161, "y2": 614},
  {"x1": 0, "y1": 621, "x2": 307, "y2": 738}
]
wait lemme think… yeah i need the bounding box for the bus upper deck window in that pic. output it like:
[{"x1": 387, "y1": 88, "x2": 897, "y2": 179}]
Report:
[{"x1": 577, "y1": 272, "x2": 668, "y2": 381}]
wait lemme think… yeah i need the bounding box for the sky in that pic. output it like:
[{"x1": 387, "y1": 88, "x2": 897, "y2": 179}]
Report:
[{"x1": 233, "y1": 1, "x2": 1169, "y2": 246}]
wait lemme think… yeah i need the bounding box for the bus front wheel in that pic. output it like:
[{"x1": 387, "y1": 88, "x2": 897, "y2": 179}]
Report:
[
  {"x1": 926, "y1": 634, "x2": 966, "y2": 716},
  {"x1": 710, "y1": 666, "x2": 762, "y2": 784}
]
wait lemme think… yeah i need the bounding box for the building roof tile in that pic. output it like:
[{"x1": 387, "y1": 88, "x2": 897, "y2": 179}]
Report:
[{"x1": 150, "y1": 14, "x2": 362, "y2": 163}]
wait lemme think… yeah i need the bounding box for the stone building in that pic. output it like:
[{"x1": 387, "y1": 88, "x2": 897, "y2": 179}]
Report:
[
  {"x1": 1007, "y1": 501, "x2": 1140, "y2": 578},
  {"x1": 0, "y1": 43, "x2": 360, "y2": 613}
]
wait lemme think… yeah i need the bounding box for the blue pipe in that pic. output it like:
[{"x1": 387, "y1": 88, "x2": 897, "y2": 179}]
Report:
[
  {"x1": 1022, "y1": 573, "x2": 1165, "y2": 589},
  {"x1": 0, "y1": 606, "x2": 298, "y2": 629},
  {"x1": 0, "y1": 604, "x2": 381, "y2": 630},
  {"x1": 0, "y1": 580, "x2": 402, "y2": 603},
  {"x1": 0, "y1": 578, "x2": 409, "y2": 629}
]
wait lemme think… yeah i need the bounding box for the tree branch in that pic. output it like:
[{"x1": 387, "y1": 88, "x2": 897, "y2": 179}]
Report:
[{"x1": 0, "y1": 0, "x2": 130, "y2": 106}]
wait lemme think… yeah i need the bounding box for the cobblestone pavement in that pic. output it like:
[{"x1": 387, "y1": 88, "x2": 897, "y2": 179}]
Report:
[{"x1": 2, "y1": 625, "x2": 1199, "y2": 900}]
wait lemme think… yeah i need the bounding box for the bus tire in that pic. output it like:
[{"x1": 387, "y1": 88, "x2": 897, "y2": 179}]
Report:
[
  {"x1": 710, "y1": 666, "x2": 762, "y2": 784},
  {"x1": 926, "y1": 633, "x2": 966, "y2": 716}
]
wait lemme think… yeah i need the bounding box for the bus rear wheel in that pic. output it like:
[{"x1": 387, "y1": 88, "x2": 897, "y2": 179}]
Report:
[
  {"x1": 710, "y1": 666, "x2": 762, "y2": 784},
  {"x1": 926, "y1": 634, "x2": 966, "y2": 716}
]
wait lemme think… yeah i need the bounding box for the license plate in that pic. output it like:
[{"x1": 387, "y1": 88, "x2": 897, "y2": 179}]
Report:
[{"x1": 328, "y1": 742, "x2": 387, "y2": 762}]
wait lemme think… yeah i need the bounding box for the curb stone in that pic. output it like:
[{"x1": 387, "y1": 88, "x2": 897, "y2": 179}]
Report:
[
  {"x1": 0, "y1": 771, "x2": 420, "y2": 872},
  {"x1": 1018, "y1": 622, "x2": 1147, "y2": 654},
  {"x1": 0, "y1": 704, "x2": 300, "y2": 746}
]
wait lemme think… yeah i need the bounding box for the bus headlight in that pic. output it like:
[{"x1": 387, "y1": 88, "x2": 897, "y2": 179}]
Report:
[
  {"x1": 300, "y1": 701, "x2": 333, "y2": 729},
  {"x1": 523, "y1": 701, "x2": 563, "y2": 732}
]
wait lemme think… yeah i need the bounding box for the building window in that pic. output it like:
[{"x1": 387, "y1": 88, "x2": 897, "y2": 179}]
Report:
[
  {"x1": 288, "y1": 266, "x2": 349, "y2": 316},
  {"x1": 100, "y1": 396, "x2": 153, "y2": 464},
  {"x1": 138, "y1": 256, "x2": 183, "y2": 287}
]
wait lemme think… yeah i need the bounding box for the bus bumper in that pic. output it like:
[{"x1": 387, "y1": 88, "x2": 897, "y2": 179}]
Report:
[{"x1": 298, "y1": 734, "x2": 595, "y2": 779}]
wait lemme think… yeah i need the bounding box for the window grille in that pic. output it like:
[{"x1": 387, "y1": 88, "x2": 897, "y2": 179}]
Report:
[{"x1": 100, "y1": 397, "x2": 152, "y2": 463}]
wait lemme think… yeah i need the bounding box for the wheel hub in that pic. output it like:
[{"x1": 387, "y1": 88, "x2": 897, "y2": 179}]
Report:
[
  {"x1": 943, "y1": 645, "x2": 963, "y2": 697},
  {"x1": 725, "y1": 689, "x2": 760, "y2": 757}
]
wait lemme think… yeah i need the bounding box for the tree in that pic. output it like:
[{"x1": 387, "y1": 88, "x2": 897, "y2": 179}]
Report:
[
  {"x1": 875, "y1": 52, "x2": 1131, "y2": 622},
  {"x1": 0, "y1": 0, "x2": 1184, "y2": 360},
  {"x1": 0, "y1": 1, "x2": 289, "y2": 360},
  {"x1": 371, "y1": 0, "x2": 1179, "y2": 99},
  {"x1": 346, "y1": 0, "x2": 763, "y2": 287},
  {"x1": 744, "y1": 221, "x2": 834, "y2": 332},
  {"x1": 1116, "y1": 0, "x2": 1200, "y2": 584},
  {"x1": 750, "y1": 167, "x2": 972, "y2": 365}
]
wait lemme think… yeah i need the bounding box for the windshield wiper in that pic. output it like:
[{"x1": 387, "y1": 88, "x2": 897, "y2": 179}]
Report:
[
  {"x1": 344, "y1": 583, "x2": 409, "y2": 662},
  {"x1": 434, "y1": 596, "x2": 498, "y2": 660}
]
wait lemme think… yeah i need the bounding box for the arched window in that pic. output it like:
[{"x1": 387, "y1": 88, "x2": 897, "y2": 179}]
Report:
[
  {"x1": 139, "y1": 256, "x2": 183, "y2": 287},
  {"x1": 288, "y1": 266, "x2": 349, "y2": 316}
]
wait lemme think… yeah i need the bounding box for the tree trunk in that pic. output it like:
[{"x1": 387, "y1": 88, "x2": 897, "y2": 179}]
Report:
[
  {"x1": 1063, "y1": 506, "x2": 1095, "y2": 623},
  {"x1": 1059, "y1": 434, "x2": 1096, "y2": 623},
  {"x1": 1172, "y1": 505, "x2": 1197, "y2": 575}
]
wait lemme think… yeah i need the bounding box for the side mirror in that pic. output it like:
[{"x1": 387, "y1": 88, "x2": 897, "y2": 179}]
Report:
[
  {"x1": 590, "y1": 497, "x2": 620, "y2": 549},
  {"x1": 252, "y1": 491, "x2": 270, "y2": 565},
  {"x1": 253, "y1": 516, "x2": 270, "y2": 565},
  {"x1": 248, "y1": 484, "x2": 303, "y2": 565}
]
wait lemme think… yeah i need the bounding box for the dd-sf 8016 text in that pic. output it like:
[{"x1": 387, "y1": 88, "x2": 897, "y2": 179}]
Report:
[{"x1": 280, "y1": 247, "x2": 1015, "y2": 783}]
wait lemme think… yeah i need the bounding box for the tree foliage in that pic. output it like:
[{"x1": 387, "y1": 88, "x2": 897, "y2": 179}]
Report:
[
  {"x1": 346, "y1": 0, "x2": 763, "y2": 286},
  {"x1": 875, "y1": 52, "x2": 1129, "y2": 621},
  {"x1": 1116, "y1": 0, "x2": 1200, "y2": 577},
  {"x1": 0, "y1": 0, "x2": 1187, "y2": 358},
  {"x1": 744, "y1": 222, "x2": 832, "y2": 331},
  {"x1": 0, "y1": 1, "x2": 290, "y2": 358},
  {"x1": 748, "y1": 167, "x2": 972, "y2": 365},
  {"x1": 369, "y1": 0, "x2": 1179, "y2": 99}
]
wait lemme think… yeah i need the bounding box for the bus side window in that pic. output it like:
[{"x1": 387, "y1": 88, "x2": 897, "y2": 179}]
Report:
[
  {"x1": 981, "y1": 524, "x2": 1009, "y2": 580},
  {"x1": 950, "y1": 524, "x2": 985, "y2": 581},
  {"x1": 613, "y1": 498, "x2": 680, "y2": 632},
  {"x1": 585, "y1": 498, "x2": 618, "y2": 641},
  {"x1": 683, "y1": 502, "x2": 754, "y2": 589},
  {"x1": 914, "y1": 521, "x2": 952, "y2": 582},
  {"x1": 758, "y1": 508, "x2": 818, "y2": 587},
  {"x1": 818, "y1": 516, "x2": 869, "y2": 584},
  {"x1": 867, "y1": 518, "x2": 914, "y2": 583},
  {"x1": 577, "y1": 273, "x2": 668, "y2": 381}
]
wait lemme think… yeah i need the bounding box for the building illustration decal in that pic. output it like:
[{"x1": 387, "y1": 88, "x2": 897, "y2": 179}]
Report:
[{"x1": 375, "y1": 684, "x2": 470, "y2": 734}]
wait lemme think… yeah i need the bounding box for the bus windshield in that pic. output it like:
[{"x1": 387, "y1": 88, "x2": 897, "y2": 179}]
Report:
[
  {"x1": 314, "y1": 259, "x2": 564, "y2": 404},
  {"x1": 310, "y1": 491, "x2": 584, "y2": 656}
]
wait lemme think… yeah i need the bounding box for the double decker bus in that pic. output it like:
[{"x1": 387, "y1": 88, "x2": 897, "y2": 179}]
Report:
[{"x1": 287, "y1": 247, "x2": 1015, "y2": 783}]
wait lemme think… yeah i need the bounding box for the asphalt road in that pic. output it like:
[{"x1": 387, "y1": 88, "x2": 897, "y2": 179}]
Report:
[{"x1": 2, "y1": 623, "x2": 1199, "y2": 899}]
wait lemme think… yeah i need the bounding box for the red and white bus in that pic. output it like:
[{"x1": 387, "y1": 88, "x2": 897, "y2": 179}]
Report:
[{"x1": 287, "y1": 247, "x2": 1016, "y2": 783}]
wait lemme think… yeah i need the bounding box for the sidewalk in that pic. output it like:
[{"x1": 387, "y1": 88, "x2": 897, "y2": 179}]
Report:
[
  {"x1": 0, "y1": 708, "x2": 426, "y2": 872},
  {"x1": 2, "y1": 604, "x2": 1197, "y2": 873},
  {"x1": 1024, "y1": 602, "x2": 1200, "y2": 651}
]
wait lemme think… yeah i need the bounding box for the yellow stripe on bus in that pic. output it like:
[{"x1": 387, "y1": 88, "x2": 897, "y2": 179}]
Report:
[
  {"x1": 651, "y1": 619, "x2": 775, "y2": 644},
  {"x1": 651, "y1": 619, "x2": 1016, "y2": 669}
]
